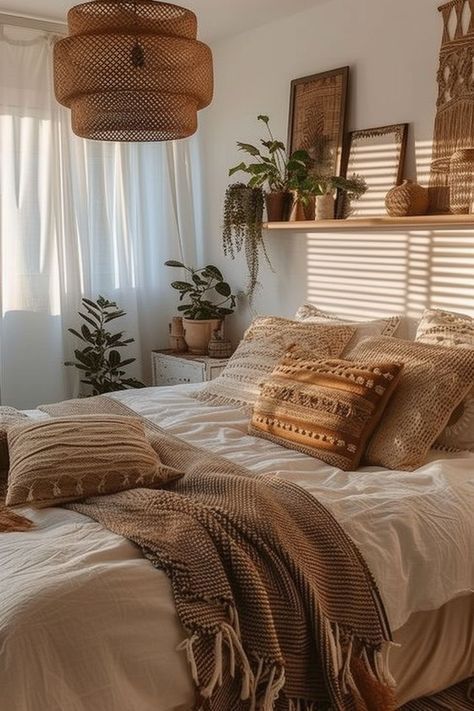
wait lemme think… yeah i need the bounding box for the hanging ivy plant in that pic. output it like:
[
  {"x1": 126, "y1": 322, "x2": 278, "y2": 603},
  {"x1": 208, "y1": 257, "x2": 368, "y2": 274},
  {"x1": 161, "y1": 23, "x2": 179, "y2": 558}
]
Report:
[{"x1": 222, "y1": 182, "x2": 271, "y2": 301}]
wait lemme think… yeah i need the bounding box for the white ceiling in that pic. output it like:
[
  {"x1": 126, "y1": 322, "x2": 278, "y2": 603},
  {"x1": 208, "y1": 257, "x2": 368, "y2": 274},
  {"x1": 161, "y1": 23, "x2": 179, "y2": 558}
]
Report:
[{"x1": 0, "y1": 0, "x2": 324, "y2": 42}]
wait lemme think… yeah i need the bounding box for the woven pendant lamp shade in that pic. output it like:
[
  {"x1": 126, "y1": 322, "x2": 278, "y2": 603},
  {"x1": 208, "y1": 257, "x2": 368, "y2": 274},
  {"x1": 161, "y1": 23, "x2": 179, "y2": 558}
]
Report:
[{"x1": 53, "y1": 0, "x2": 213, "y2": 141}]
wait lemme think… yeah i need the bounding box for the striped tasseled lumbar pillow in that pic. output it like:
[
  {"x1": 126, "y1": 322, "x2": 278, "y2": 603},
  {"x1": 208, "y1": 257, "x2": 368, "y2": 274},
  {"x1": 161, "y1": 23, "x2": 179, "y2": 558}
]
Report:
[{"x1": 249, "y1": 349, "x2": 403, "y2": 471}]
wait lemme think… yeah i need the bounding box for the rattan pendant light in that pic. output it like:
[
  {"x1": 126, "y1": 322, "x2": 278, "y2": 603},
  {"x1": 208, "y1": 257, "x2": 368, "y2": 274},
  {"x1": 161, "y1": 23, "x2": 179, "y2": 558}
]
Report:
[{"x1": 53, "y1": 0, "x2": 213, "y2": 141}]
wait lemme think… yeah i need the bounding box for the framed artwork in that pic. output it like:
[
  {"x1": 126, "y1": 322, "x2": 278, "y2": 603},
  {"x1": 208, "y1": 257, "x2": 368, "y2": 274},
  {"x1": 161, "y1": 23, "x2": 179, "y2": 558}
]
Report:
[
  {"x1": 342, "y1": 123, "x2": 409, "y2": 216},
  {"x1": 287, "y1": 66, "x2": 350, "y2": 176}
]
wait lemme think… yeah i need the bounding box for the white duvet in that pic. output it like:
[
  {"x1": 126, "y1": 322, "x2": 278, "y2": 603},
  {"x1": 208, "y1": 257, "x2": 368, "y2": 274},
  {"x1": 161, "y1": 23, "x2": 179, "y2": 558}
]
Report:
[{"x1": 1, "y1": 384, "x2": 473, "y2": 711}]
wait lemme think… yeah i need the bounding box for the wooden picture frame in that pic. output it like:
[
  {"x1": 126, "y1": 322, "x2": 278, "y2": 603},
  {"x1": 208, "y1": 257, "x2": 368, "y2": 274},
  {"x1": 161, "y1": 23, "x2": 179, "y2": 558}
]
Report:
[
  {"x1": 341, "y1": 123, "x2": 409, "y2": 217},
  {"x1": 287, "y1": 66, "x2": 350, "y2": 177}
]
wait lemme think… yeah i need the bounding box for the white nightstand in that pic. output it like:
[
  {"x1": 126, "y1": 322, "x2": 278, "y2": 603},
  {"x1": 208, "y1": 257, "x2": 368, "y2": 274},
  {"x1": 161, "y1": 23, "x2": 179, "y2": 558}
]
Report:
[{"x1": 151, "y1": 350, "x2": 230, "y2": 387}]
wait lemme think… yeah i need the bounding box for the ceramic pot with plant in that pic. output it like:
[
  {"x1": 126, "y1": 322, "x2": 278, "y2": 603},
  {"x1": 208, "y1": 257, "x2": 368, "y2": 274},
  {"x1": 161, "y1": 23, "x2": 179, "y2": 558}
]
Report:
[
  {"x1": 229, "y1": 115, "x2": 312, "y2": 223},
  {"x1": 165, "y1": 260, "x2": 236, "y2": 355},
  {"x1": 310, "y1": 174, "x2": 368, "y2": 221}
]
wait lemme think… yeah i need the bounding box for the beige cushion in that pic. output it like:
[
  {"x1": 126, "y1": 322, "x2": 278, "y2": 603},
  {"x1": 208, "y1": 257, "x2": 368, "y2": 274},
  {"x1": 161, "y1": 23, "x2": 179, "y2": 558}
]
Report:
[
  {"x1": 0, "y1": 407, "x2": 28, "y2": 495},
  {"x1": 249, "y1": 349, "x2": 403, "y2": 471},
  {"x1": 193, "y1": 317, "x2": 355, "y2": 409},
  {"x1": 295, "y1": 304, "x2": 401, "y2": 349},
  {"x1": 347, "y1": 337, "x2": 474, "y2": 470},
  {"x1": 415, "y1": 308, "x2": 474, "y2": 451},
  {"x1": 6, "y1": 415, "x2": 182, "y2": 508}
]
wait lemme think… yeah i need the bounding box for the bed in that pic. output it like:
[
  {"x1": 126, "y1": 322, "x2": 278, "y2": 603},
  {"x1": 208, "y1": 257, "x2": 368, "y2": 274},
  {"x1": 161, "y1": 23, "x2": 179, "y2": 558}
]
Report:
[{"x1": 0, "y1": 383, "x2": 472, "y2": 710}]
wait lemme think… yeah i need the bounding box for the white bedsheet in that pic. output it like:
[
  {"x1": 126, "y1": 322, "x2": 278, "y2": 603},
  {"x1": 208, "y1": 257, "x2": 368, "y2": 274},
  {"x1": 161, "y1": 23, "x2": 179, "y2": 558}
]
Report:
[
  {"x1": 1, "y1": 384, "x2": 473, "y2": 711},
  {"x1": 109, "y1": 384, "x2": 474, "y2": 631}
]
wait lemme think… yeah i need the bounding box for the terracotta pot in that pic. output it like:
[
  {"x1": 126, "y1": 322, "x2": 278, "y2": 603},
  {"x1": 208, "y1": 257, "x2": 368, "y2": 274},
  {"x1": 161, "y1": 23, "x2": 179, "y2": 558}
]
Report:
[
  {"x1": 315, "y1": 193, "x2": 335, "y2": 221},
  {"x1": 265, "y1": 191, "x2": 294, "y2": 222},
  {"x1": 183, "y1": 318, "x2": 222, "y2": 355},
  {"x1": 290, "y1": 196, "x2": 316, "y2": 221}
]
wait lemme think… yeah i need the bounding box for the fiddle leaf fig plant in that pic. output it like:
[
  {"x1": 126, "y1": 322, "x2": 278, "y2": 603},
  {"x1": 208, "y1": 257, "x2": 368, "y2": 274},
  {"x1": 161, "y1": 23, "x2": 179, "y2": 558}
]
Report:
[
  {"x1": 65, "y1": 295, "x2": 145, "y2": 395},
  {"x1": 165, "y1": 261, "x2": 236, "y2": 320}
]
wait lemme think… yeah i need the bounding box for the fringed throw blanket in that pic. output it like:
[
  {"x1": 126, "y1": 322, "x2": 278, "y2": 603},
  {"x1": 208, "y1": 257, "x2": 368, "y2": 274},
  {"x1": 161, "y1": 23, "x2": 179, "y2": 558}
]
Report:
[{"x1": 40, "y1": 396, "x2": 395, "y2": 711}]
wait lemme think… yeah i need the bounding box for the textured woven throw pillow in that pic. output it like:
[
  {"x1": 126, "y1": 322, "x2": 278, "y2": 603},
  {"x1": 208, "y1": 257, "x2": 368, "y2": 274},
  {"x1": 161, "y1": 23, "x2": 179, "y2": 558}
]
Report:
[
  {"x1": 415, "y1": 308, "x2": 474, "y2": 451},
  {"x1": 249, "y1": 349, "x2": 403, "y2": 471},
  {"x1": 295, "y1": 304, "x2": 401, "y2": 349},
  {"x1": 6, "y1": 415, "x2": 182, "y2": 508},
  {"x1": 193, "y1": 318, "x2": 355, "y2": 409},
  {"x1": 0, "y1": 407, "x2": 28, "y2": 495},
  {"x1": 347, "y1": 336, "x2": 474, "y2": 470}
]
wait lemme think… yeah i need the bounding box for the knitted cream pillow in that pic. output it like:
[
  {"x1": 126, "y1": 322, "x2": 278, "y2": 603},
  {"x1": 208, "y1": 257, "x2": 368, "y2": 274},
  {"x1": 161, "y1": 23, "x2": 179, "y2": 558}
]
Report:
[
  {"x1": 249, "y1": 349, "x2": 403, "y2": 471},
  {"x1": 295, "y1": 304, "x2": 401, "y2": 349},
  {"x1": 6, "y1": 415, "x2": 183, "y2": 508},
  {"x1": 193, "y1": 317, "x2": 355, "y2": 409},
  {"x1": 347, "y1": 337, "x2": 474, "y2": 470},
  {"x1": 415, "y1": 308, "x2": 474, "y2": 451},
  {"x1": 0, "y1": 407, "x2": 29, "y2": 496}
]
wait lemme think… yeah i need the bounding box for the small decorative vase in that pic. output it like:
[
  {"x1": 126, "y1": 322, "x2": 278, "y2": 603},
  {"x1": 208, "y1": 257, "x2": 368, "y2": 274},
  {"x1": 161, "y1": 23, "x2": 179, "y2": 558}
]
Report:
[
  {"x1": 315, "y1": 193, "x2": 335, "y2": 221},
  {"x1": 265, "y1": 191, "x2": 294, "y2": 222},
  {"x1": 385, "y1": 179, "x2": 429, "y2": 217},
  {"x1": 169, "y1": 317, "x2": 187, "y2": 353},
  {"x1": 208, "y1": 329, "x2": 234, "y2": 359},
  {"x1": 449, "y1": 149, "x2": 474, "y2": 214},
  {"x1": 183, "y1": 318, "x2": 222, "y2": 355}
]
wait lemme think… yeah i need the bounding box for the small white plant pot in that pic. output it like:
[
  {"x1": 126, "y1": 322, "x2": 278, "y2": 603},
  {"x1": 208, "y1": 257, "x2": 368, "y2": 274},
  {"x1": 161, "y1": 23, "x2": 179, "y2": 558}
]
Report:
[{"x1": 315, "y1": 193, "x2": 335, "y2": 221}]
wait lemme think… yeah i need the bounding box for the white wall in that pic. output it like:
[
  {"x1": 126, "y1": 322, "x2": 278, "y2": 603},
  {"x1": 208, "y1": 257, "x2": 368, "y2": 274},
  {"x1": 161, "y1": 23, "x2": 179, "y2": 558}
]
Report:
[{"x1": 199, "y1": 0, "x2": 474, "y2": 340}]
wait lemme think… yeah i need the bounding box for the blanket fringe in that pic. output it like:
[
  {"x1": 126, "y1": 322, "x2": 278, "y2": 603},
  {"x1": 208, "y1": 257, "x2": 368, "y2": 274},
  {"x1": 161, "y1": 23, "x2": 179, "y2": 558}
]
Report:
[
  {"x1": 323, "y1": 618, "x2": 396, "y2": 708},
  {"x1": 178, "y1": 607, "x2": 285, "y2": 710},
  {"x1": 181, "y1": 612, "x2": 396, "y2": 711}
]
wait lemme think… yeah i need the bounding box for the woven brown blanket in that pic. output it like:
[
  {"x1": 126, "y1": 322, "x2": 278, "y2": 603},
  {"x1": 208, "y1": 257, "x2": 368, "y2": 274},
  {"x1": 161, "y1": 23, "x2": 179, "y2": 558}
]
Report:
[{"x1": 39, "y1": 396, "x2": 395, "y2": 711}]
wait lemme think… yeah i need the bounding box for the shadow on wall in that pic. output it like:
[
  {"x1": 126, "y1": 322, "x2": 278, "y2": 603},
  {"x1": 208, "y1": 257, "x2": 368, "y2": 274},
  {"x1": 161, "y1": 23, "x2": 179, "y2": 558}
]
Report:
[
  {"x1": 305, "y1": 230, "x2": 474, "y2": 319},
  {"x1": 306, "y1": 136, "x2": 474, "y2": 319}
]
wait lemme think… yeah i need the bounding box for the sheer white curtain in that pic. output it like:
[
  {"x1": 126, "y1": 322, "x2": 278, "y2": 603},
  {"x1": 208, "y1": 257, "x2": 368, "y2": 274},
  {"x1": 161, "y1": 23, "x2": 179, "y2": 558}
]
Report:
[{"x1": 0, "y1": 24, "x2": 202, "y2": 409}]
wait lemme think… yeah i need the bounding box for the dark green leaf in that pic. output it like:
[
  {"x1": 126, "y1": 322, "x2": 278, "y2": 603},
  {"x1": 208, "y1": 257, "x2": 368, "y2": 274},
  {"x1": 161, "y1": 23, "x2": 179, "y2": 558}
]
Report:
[
  {"x1": 68, "y1": 328, "x2": 86, "y2": 342},
  {"x1": 171, "y1": 281, "x2": 194, "y2": 291},
  {"x1": 164, "y1": 260, "x2": 185, "y2": 268},
  {"x1": 237, "y1": 142, "x2": 261, "y2": 157},
  {"x1": 229, "y1": 162, "x2": 248, "y2": 177},
  {"x1": 109, "y1": 350, "x2": 121, "y2": 368},
  {"x1": 204, "y1": 265, "x2": 223, "y2": 281},
  {"x1": 78, "y1": 312, "x2": 98, "y2": 329},
  {"x1": 215, "y1": 281, "x2": 231, "y2": 297},
  {"x1": 81, "y1": 324, "x2": 92, "y2": 341}
]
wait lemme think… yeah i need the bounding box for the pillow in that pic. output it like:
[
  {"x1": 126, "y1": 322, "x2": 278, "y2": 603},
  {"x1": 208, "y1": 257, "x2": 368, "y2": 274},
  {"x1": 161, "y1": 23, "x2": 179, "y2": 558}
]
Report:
[
  {"x1": 249, "y1": 349, "x2": 403, "y2": 471},
  {"x1": 193, "y1": 318, "x2": 356, "y2": 409},
  {"x1": 346, "y1": 336, "x2": 474, "y2": 470},
  {"x1": 294, "y1": 304, "x2": 401, "y2": 348},
  {"x1": 0, "y1": 407, "x2": 28, "y2": 495},
  {"x1": 6, "y1": 415, "x2": 182, "y2": 508},
  {"x1": 415, "y1": 308, "x2": 474, "y2": 451}
]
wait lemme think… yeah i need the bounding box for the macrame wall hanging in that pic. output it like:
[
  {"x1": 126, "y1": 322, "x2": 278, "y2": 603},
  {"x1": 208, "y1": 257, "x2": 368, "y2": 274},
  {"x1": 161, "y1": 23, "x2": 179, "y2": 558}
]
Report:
[
  {"x1": 53, "y1": 0, "x2": 213, "y2": 142},
  {"x1": 429, "y1": 0, "x2": 474, "y2": 212}
]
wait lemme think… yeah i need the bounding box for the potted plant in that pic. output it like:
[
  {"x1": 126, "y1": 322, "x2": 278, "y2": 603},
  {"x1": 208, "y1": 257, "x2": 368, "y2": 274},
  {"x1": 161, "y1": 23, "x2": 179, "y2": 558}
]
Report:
[
  {"x1": 229, "y1": 114, "x2": 312, "y2": 222},
  {"x1": 309, "y1": 174, "x2": 368, "y2": 220},
  {"x1": 65, "y1": 295, "x2": 145, "y2": 395},
  {"x1": 222, "y1": 182, "x2": 269, "y2": 302},
  {"x1": 165, "y1": 260, "x2": 236, "y2": 355}
]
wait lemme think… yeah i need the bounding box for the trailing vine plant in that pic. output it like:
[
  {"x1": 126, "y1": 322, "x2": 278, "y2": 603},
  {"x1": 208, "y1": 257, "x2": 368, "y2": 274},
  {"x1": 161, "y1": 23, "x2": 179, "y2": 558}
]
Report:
[{"x1": 222, "y1": 182, "x2": 270, "y2": 301}]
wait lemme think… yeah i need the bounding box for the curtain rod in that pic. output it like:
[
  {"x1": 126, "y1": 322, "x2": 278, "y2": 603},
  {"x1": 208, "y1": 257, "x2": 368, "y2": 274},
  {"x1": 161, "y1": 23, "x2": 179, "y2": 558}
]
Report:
[{"x1": 0, "y1": 11, "x2": 67, "y2": 34}]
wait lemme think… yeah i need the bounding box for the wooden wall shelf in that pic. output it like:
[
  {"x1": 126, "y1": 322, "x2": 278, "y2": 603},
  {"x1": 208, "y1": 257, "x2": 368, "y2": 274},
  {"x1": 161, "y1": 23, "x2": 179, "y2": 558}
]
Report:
[{"x1": 264, "y1": 214, "x2": 474, "y2": 232}]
